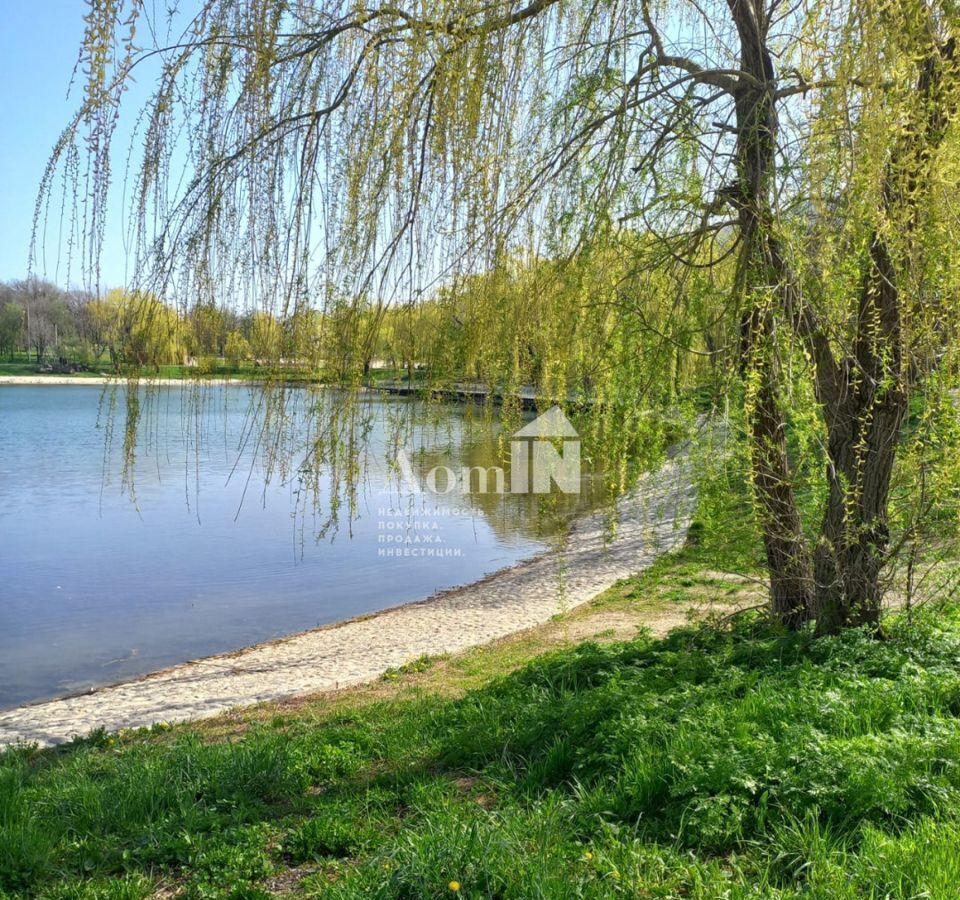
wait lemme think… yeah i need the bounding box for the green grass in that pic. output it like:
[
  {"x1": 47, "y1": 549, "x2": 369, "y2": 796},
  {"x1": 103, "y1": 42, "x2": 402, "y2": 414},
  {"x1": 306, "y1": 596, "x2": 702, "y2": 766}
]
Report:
[
  {"x1": 5, "y1": 588, "x2": 960, "y2": 897},
  {"x1": 6, "y1": 447, "x2": 957, "y2": 897},
  {"x1": 381, "y1": 654, "x2": 450, "y2": 682},
  {"x1": 0, "y1": 357, "x2": 412, "y2": 384},
  {"x1": 0, "y1": 358, "x2": 41, "y2": 376},
  {"x1": 0, "y1": 359, "x2": 322, "y2": 382}
]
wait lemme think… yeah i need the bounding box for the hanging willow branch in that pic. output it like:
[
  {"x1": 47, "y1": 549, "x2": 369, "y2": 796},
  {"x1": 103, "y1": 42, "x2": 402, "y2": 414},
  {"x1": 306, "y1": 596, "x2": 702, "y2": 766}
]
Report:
[{"x1": 34, "y1": 0, "x2": 960, "y2": 630}]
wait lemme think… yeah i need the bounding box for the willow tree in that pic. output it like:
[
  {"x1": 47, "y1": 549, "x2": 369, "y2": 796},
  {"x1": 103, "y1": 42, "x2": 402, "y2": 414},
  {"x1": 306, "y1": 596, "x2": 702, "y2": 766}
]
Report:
[{"x1": 40, "y1": 0, "x2": 960, "y2": 632}]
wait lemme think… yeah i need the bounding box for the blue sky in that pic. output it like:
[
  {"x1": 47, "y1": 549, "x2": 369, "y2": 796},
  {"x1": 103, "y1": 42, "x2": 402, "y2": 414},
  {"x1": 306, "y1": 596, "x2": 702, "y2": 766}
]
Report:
[{"x1": 0, "y1": 1, "x2": 132, "y2": 288}]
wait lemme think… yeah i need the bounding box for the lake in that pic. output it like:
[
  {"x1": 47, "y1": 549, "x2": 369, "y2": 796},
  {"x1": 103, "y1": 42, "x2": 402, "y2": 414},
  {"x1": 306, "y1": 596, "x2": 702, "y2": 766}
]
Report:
[{"x1": 0, "y1": 384, "x2": 589, "y2": 709}]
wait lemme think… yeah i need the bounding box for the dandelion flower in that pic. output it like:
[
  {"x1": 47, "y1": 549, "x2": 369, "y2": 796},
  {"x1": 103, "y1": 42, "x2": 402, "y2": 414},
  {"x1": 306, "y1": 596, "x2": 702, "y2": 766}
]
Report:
[{"x1": 448, "y1": 881, "x2": 461, "y2": 892}]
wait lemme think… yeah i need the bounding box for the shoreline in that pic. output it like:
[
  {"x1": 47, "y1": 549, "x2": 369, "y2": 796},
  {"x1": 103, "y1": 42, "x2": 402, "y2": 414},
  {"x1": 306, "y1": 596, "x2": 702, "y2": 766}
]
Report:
[
  {"x1": 0, "y1": 443, "x2": 699, "y2": 750},
  {"x1": 0, "y1": 375, "x2": 265, "y2": 387}
]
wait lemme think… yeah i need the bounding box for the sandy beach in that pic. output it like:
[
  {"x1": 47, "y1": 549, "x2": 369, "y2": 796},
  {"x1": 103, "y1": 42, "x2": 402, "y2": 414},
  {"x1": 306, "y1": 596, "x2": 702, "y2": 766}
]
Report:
[{"x1": 0, "y1": 440, "x2": 698, "y2": 748}]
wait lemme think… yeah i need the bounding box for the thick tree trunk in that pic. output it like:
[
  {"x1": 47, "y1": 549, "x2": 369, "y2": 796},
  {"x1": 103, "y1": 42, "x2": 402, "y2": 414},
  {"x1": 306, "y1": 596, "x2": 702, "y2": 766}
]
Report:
[
  {"x1": 812, "y1": 38, "x2": 953, "y2": 634},
  {"x1": 750, "y1": 361, "x2": 815, "y2": 628},
  {"x1": 813, "y1": 239, "x2": 908, "y2": 633},
  {"x1": 724, "y1": 2, "x2": 953, "y2": 633},
  {"x1": 728, "y1": 0, "x2": 814, "y2": 628},
  {"x1": 813, "y1": 387, "x2": 907, "y2": 634}
]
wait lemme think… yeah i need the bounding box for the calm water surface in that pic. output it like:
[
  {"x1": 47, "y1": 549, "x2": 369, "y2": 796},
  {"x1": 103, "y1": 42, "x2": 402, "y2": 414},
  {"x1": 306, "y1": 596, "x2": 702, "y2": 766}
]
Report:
[{"x1": 0, "y1": 385, "x2": 579, "y2": 709}]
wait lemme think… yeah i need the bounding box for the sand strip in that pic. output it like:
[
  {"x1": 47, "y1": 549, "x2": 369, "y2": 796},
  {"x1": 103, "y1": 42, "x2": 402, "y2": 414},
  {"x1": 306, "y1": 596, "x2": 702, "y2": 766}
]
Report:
[{"x1": 0, "y1": 447, "x2": 696, "y2": 748}]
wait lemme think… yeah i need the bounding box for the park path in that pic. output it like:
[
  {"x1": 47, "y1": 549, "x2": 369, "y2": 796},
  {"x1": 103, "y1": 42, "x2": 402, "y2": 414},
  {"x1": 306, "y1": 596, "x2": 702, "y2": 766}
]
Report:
[{"x1": 0, "y1": 444, "x2": 697, "y2": 748}]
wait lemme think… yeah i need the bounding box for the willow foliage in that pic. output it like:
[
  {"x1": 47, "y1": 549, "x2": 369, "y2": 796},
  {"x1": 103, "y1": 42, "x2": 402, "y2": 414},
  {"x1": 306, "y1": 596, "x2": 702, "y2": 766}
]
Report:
[{"x1": 37, "y1": 0, "x2": 960, "y2": 627}]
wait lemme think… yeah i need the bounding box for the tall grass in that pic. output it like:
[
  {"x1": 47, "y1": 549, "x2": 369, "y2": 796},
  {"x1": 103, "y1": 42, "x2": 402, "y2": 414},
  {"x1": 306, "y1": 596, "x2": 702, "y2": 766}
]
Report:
[{"x1": 4, "y1": 600, "x2": 960, "y2": 897}]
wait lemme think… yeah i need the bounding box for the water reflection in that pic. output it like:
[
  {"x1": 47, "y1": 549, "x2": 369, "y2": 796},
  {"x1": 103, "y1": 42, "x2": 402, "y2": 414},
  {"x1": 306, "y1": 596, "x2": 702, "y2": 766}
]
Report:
[{"x1": 0, "y1": 384, "x2": 605, "y2": 708}]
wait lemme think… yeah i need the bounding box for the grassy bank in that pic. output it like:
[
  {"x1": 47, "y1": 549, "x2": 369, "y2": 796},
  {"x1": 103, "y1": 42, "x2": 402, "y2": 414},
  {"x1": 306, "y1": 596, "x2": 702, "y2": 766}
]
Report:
[
  {"x1": 0, "y1": 352, "x2": 414, "y2": 384},
  {"x1": 3, "y1": 518, "x2": 960, "y2": 898},
  {"x1": 0, "y1": 361, "x2": 304, "y2": 382}
]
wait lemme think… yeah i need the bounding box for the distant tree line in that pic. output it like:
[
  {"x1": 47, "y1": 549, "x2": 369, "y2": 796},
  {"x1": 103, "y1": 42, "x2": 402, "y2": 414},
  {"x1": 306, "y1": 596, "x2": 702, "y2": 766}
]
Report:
[
  {"x1": 0, "y1": 275, "x2": 576, "y2": 382},
  {"x1": 3, "y1": 251, "x2": 705, "y2": 393},
  {"x1": 0, "y1": 278, "x2": 406, "y2": 375}
]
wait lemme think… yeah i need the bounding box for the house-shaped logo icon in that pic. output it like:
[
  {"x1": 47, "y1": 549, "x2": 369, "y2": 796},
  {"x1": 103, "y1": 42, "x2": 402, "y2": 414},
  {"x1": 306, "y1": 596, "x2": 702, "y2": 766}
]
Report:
[
  {"x1": 511, "y1": 406, "x2": 580, "y2": 494},
  {"x1": 392, "y1": 405, "x2": 581, "y2": 496}
]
